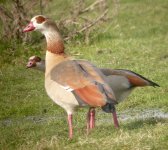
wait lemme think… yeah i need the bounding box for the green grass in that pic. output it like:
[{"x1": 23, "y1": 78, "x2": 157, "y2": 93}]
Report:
[{"x1": 0, "y1": 0, "x2": 168, "y2": 149}]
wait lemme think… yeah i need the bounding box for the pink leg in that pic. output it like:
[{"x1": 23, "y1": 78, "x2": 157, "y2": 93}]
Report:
[
  {"x1": 89, "y1": 108, "x2": 95, "y2": 129},
  {"x1": 87, "y1": 108, "x2": 96, "y2": 134},
  {"x1": 68, "y1": 114, "x2": 73, "y2": 139},
  {"x1": 112, "y1": 111, "x2": 119, "y2": 128}
]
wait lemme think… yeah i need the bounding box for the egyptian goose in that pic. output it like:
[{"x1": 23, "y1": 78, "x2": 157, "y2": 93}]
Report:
[
  {"x1": 27, "y1": 55, "x2": 159, "y2": 128},
  {"x1": 23, "y1": 15, "x2": 118, "y2": 138}
]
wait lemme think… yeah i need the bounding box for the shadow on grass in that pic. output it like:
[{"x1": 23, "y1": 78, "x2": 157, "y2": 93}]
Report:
[{"x1": 123, "y1": 117, "x2": 168, "y2": 130}]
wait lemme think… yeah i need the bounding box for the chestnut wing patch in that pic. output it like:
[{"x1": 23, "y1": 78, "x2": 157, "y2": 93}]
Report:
[{"x1": 50, "y1": 60, "x2": 117, "y2": 106}]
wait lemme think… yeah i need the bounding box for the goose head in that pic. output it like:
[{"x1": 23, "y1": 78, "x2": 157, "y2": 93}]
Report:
[
  {"x1": 27, "y1": 56, "x2": 42, "y2": 68},
  {"x1": 23, "y1": 15, "x2": 59, "y2": 33},
  {"x1": 23, "y1": 15, "x2": 47, "y2": 32}
]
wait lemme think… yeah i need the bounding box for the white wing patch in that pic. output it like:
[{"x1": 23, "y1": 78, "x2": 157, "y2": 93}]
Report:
[{"x1": 60, "y1": 85, "x2": 74, "y2": 92}]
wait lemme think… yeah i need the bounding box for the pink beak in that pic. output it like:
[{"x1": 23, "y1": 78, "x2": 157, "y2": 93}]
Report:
[
  {"x1": 26, "y1": 61, "x2": 32, "y2": 68},
  {"x1": 23, "y1": 22, "x2": 35, "y2": 32},
  {"x1": 26, "y1": 60, "x2": 35, "y2": 68}
]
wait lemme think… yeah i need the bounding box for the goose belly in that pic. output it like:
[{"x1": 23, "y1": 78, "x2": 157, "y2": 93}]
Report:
[{"x1": 45, "y1": 77, "x2": 87, "y2": 114}]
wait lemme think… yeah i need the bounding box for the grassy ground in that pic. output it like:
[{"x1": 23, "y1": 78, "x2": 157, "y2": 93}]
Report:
[{"x1": 0, "y1": 0, "x2": 168, "y2": 149}]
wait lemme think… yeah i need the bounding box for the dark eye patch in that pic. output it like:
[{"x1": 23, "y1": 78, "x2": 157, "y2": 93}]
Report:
[
  {"x1": 36, "y1": 56, "x2": 41, "y2": 62},
  {"x1": 36, "y1": 16, "x2": 46, "y2": 24}
]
